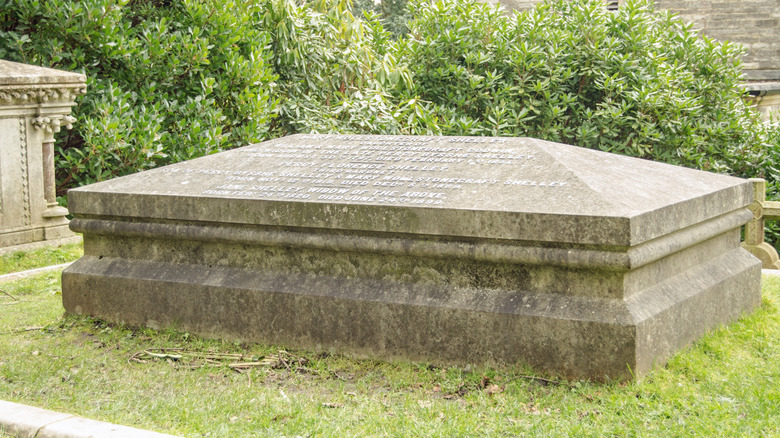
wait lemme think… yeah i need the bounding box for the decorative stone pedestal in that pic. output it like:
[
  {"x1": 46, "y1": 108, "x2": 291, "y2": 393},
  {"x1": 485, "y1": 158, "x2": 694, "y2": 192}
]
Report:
[
  {"x1": 0, "y1": 60, "x2": 86, "y2": 248},
  {"x1": 62, "y1": 134, "x2": 762, "y2": 380}
]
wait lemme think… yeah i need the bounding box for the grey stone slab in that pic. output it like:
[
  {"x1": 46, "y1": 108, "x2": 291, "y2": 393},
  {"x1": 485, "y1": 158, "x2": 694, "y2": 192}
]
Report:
[
  {"x1": 0, "y1": 60, "x2": 86, "y2": 86},
  {"x1": 67, "y1": 135, "x2": 752, "y2": 246},
  {"x1": 0, "y1": 400, "x2": 181, "y2": 438},
  {"x1": 38, "y1": 416, "x2": 181, "y2": 438},
  {"x1": 62, "y1": 134, "x2": 762, "y2": 380},
  {"x1": 0, "y1": 400, "x2": 73, "y2": 438}
]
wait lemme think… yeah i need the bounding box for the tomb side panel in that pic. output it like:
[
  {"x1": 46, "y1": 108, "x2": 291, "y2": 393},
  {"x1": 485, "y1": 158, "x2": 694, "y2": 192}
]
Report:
[
  {"x1": 0, "y1": 118, "x2": 29, "y2": 231},
  {"x1": 62, "y1": 256, "x2": 639, "y2": 380},
  {"x1": 78, "y1": 230, "x2": 630, "y2": 299},
  {"x1": 629, "y1": 247, "x2": 761, "y2": 375}
]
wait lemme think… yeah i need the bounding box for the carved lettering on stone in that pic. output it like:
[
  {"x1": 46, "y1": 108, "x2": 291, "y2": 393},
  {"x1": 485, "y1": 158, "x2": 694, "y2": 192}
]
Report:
[{"x1": 160, "y1": 135, "x2": 571, "y2": 208}]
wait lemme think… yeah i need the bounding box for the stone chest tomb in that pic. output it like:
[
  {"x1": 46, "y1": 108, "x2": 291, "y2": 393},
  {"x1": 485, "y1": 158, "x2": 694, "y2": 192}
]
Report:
[{"x1": 62, "y1": 134, "x2": 761, "y2": 380}]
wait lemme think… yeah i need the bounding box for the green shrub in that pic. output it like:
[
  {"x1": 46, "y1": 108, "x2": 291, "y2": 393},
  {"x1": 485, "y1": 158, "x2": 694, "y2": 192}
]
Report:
[
  {"x1": 263, "y1": 0, "x2": 400, "y2": 135},
  {"x1": 261, "y1": 0, "x2": 444, "y2": 137},
  {"x1": 352, "y1": 0, "x2": 411, "y2": 38},
  {"x1": 0, "y1": 0, "x2": 278, "y2": 194},
  {"x1": 395, "y1": 0, "x2": 774, "y2": 180}
]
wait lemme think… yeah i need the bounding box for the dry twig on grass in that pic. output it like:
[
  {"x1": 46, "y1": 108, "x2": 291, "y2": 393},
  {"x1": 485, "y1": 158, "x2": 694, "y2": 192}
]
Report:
[
  {"x1": 0, "y1": 289, "x2": 18, "y2": 301},
  {"x1": 506, "y1": 375, "x2": 572, "y2": 388},
  {"x1": 129, "y1": 348, "x2": 310, "y2": 372}
]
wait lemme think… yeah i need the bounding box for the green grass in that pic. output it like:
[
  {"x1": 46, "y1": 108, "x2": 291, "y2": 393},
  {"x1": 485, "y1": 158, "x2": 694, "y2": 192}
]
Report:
[
  {"x1": 1, "y1": 264, "x2": 779, "y2": 437},
  {"x1": 0, "y1": 243, "x2": 83, "y2": 275}
]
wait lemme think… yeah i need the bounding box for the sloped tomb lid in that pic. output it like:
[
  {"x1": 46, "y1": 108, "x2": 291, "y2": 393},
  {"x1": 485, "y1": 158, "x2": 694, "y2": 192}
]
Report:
[{"x1": 67, "y1": 134, "x2": 752, "y2": 246}]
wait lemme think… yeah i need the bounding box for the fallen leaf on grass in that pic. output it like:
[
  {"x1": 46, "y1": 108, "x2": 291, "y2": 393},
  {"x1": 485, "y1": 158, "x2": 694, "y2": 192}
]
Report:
[
  {"x1": 322, "y1": 402, "x2": 344, "y2": 408},
  {"x1": 578, "y1": 410, "x2": 600, "y2": 419},
  {"x1": 486, "y1": 384, "x2": 503, "y2": 395}
]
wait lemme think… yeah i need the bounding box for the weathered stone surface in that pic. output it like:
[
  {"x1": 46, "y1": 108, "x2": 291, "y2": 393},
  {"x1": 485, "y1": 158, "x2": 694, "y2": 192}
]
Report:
[
  {"x1": 0, "y1": 60, "x2": 86, "y2": 85},
  {"x1": 0, "y1": 60, "x2": 86, "y2": 248},
  {"x1": 62, "y1": 134, "x2": 761, "y2": 380}
]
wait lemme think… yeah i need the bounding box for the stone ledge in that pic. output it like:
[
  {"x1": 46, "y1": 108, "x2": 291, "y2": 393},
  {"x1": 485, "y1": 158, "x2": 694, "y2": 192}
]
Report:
[
  {"x1": 0, "y1": 60, "x2": 86, "y2": 86},
  {"x1": 0, "y1": 400, "x2": 181, "y2": 438},
  {"x1": 743, "y1": 81, "x2": 780, "y2": 96},
  {"x1": 68, "y1": 207, "x2": 750, "y2": 272}
]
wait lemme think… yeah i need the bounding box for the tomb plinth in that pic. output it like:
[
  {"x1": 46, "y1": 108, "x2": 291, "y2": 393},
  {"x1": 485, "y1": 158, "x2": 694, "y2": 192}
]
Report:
[
  {"x1": 62, "y1": 134, "x2": 761, "y2": 380},
  {"x1": 0, "y1": 60, "x2": 86, "y2": 248}
]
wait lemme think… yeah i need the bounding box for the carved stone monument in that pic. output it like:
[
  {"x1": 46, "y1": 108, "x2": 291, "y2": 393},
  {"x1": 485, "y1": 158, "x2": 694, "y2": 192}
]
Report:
[
  {"x1": 0, "y1": 60, "x2": 86, "y2": 248},
  {"x1": 62, "y1": 134, "x2": 761, "y2": 380}
]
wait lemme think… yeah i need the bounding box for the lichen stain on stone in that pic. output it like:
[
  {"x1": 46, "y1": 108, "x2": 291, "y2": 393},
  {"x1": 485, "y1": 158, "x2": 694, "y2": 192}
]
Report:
[{"x1": 410, "y1": 266, "x2": 441, "y2": 285}]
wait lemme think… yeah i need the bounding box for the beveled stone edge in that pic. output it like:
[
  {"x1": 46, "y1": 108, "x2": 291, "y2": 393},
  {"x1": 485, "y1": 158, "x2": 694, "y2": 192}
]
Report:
[
  {"x1": 0, "y1": 59, "x2": 86, "y2": 85},
  {"x1": 66, "y1": 132, "x2": 754, "y2": 246},
  {"x1": 67, "y1": 189, "x2": 636, "y2": 246},
  {"x1": 70, "y1": 216, "x2": 630, "y2": 270},
  {"x1": 62, "y1": 255, "x2": 639, "y2": 382},
  {"x1": 0, "y1": 400, "x2": 182, "y2": 438},
  {"x1": 628, "y1": 182, "x2": 753, "y2": 245},
  {"x1": 69, "y1": 206, "x2": 750, "y2": 271},
  {"x1": 66, "y1": 179, "x2": 753, "y2": 249},
  {"x1": 626, "y1": 208, "x2": 753, "y2": 268},
  {"x1": 63, "y1": 255, "x2": 634, "y2": 323},
  {"x1": 630, "y1": 249, "x2": 762, "y2": 375}
]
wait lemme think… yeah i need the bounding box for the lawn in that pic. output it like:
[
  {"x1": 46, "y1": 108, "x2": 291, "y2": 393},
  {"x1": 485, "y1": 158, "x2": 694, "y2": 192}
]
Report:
[
  {"x1": 1, "y1": 245, "x2": 778, "y2": 437},
  {"x1": 0, "y1": 243, "x2": 82, "y2": 274}
]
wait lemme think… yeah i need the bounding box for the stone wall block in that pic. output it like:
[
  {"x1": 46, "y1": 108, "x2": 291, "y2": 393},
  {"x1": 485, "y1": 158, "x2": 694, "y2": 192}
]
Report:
[{"x1": 754, "y1": 19, "x2": 779, "y2": 28}]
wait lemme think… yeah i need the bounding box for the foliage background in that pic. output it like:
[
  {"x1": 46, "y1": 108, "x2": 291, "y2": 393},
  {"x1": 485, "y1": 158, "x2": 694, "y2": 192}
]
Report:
[{"x1": 1, "y1": 0, "x2": 778, "y2": 242}]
